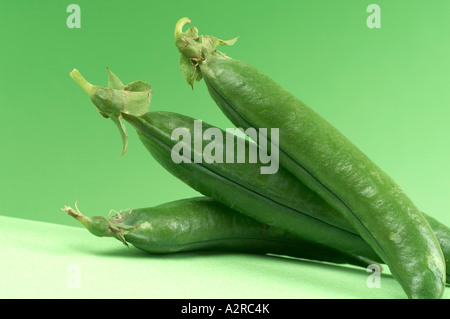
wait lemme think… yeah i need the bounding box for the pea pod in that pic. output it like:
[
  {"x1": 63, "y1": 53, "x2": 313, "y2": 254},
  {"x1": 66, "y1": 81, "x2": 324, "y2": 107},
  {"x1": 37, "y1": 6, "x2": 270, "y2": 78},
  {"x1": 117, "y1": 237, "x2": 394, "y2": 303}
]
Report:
[
  {"x1": 63, "y1": 197, "x2": 376, "y2": 268},
  {"x1": 174, "y1": 18, "x2": 446, "y2": 299}
]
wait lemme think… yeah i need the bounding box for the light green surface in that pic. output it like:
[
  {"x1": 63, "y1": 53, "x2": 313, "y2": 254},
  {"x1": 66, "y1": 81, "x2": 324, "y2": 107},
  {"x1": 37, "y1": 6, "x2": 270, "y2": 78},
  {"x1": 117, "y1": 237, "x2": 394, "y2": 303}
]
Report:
[{"x1": 6, "y1": 214, "x2": 446, "y2": 299}]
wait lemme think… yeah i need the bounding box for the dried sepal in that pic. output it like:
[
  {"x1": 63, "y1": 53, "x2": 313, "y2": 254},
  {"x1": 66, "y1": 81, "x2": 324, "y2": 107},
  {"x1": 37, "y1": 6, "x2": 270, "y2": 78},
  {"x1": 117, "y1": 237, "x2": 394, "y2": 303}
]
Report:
[
  {"x1": 174, "y1": 17, "x2": 238, "y2": 89},
  {"x1": 71, "y1": 68, "x2": 152, "y2": 156}
]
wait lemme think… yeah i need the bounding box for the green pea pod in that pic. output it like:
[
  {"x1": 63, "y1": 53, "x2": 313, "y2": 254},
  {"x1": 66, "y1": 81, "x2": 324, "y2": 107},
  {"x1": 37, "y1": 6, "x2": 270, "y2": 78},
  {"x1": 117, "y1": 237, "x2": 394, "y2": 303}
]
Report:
[
  {"x1": 62, "y1": 197, "x2": 377, "y2": 269},
  {"x1": 174, "y1": 18, "x2": 446, "y2": 298}
]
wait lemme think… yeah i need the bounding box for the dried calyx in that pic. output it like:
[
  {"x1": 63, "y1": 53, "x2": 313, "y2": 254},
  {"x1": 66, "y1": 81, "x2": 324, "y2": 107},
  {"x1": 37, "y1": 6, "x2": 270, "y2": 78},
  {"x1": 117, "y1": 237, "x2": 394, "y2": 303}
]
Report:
[
  {"x1": 62, "y1": 203, "x2": 137, "y2": 246},
  {"x1": 174, "y1": 17, "x2": 238, "y2": 88},
  {"x1": 70, "y1": 68, "x2": 152, "y2": 156}
]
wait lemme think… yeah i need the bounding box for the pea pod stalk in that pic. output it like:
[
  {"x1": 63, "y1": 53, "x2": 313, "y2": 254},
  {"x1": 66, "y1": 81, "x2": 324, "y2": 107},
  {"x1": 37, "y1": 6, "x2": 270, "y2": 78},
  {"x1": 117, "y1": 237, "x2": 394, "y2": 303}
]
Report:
[
  {"x1": 70, "y1": 68, "x2": 152, "y2": 156},
  {"x1": 174, "y1": 18, "x2": 446, "y2": 299}
]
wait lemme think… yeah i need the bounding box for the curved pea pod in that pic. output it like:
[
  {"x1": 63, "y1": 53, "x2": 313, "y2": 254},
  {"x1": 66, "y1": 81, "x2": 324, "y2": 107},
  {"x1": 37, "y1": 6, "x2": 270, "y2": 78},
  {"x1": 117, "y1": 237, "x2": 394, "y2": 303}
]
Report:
[
  {"x1": 124, "y1": 111, "x2": 387, "y2": 263},
  {"x1": 62, "y1": 197, "x2": 376, "y2": 268},
  {"x1": 174, "y1": 18, "x2": 446, "y2": 298}
]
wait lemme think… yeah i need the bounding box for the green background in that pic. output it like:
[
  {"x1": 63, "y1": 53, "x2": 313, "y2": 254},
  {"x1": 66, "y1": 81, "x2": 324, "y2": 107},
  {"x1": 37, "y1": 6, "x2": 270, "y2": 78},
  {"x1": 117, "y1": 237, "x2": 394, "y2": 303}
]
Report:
[{"x1": 1, "y1": 0, "x2": 449, "y2": 299}]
